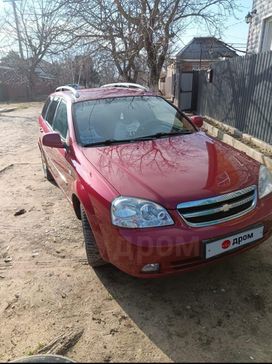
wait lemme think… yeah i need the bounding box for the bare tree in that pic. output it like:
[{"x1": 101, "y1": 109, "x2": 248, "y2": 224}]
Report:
[
  {"x1": 64, "y1": 0, "x2": 145, "y2": 83},
  {"x1": 53, "y1": 54, "x2": 100, "y2": 87},
  {"x1": 1, "y1": 0, "x2": 239, "y2": 95},
  {"x1": 0, "y1": 51, "x2": 28, "y2": 86},
  {"x1": 1, "y1": 0, "x2": 76, "y2": 98},
  {"x1": 114, "y1": 0, "x2": 238, "y2": 90},
  {"x1": 89, "y1": 50, "x2": 119, "y2": 84}
]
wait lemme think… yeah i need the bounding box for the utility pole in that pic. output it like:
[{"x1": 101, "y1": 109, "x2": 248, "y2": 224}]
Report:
[{"x1": 3, "y1": 0, "x2": 24, "y2": 59}]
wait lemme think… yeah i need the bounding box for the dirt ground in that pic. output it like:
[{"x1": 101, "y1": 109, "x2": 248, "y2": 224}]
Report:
[{"x1": 1, "y1": 103, "x2": 272, "y2": 363}]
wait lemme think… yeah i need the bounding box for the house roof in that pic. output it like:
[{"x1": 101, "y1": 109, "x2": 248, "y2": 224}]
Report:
[{"x1": 176, "y1": 37, "x2": 237, "y2": 60}]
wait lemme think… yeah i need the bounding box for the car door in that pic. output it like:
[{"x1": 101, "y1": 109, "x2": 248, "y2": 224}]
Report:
[{"x1": 50, "y1": 99, "x2": 74, "y2": 197}]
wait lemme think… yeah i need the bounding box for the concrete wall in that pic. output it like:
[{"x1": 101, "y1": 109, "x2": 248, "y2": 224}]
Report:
[
  {"x1": 159, "y1": 63, "x2": 176, "y2": 99},
  {"x1": 165, "y1": 63, "x2": 175, "y2": 99},
  {"x1": 247, "y1": 0, "x2": 272, "y2": 53}
]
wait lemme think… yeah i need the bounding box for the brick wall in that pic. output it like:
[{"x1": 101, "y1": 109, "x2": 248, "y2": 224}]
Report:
[{"x1": 247, "y1": 0, "x2": 272, "y2": 53}]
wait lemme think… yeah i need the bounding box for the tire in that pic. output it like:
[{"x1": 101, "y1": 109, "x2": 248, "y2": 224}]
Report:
[
  {"x1": 40, "y1": 150, "x2": 54, "y2": 182},
  {"x1": 80, "y1": 206, "x2": 106, "y2": 267}
]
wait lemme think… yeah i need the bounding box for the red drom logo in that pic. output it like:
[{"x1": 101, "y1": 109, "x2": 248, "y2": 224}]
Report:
[{"x1": 222, "y1": 239, "x2": 231, "y2": 249}]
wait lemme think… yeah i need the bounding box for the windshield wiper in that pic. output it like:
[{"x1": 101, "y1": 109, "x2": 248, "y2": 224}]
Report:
[
  {"x1": 82, "y1": 130, "x2": 193, "y2": 147},
  {"x1": 82, "y1": 139, "x2": 127, "y2": 147},
  {"x1": 134, "y1": 130, "x2": 193, "y2": 140}
]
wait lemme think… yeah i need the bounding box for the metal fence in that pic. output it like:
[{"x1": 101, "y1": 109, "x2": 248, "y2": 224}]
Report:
[{"x1": 196, "y1": 52, "x2": 272, "y2": 144}]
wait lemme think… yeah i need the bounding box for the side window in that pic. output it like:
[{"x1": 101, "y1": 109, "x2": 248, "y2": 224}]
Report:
[
  {"x1": 46, "y1": 99, "x2": 59, "y2": 126},
  {"x1": 262, "y1": 17, "x2": 272, "y2": 51},
  {"x1": 52, "y1": 100, "x2": 68, "y2": 139},
  {"x1": 41, "y1": 98, "x2": 51, "y2": 118}
]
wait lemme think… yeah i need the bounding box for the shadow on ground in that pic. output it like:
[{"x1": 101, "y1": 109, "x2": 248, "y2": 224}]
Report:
[{"x1": 96, "y1": 247, "x2": 272, "y2": 362}]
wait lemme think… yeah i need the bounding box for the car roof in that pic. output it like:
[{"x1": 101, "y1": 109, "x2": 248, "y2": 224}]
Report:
[{"x1": 52, "y1": 87, "x2": 155, "y2": 103}]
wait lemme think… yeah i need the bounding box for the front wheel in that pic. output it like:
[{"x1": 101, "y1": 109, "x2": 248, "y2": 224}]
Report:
[{"x1": 80, "y1": 206, "x2": 107, "y2": 267}]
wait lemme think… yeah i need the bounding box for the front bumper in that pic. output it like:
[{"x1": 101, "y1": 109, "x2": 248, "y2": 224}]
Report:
[{"x1": 96, "y1": 195, "x2": 272, "y2": 278}]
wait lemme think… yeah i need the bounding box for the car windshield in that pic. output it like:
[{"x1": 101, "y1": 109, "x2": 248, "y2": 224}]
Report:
[{"x1": 73, "y1": 96, "x2": 195, "y2": 146}]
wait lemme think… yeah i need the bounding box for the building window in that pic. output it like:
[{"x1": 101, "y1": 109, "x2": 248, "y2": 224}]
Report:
[{"x1": 262, "y1": 17, "x2": 272, "y2": 52}]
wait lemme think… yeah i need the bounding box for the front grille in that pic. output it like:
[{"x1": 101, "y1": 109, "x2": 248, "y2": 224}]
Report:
[{"x1": 177, "y1": 185, "x2": 257, "y2": 227}]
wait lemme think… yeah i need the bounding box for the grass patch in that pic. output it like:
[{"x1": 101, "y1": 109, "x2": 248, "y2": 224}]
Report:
[{"x1": 25, "y1": 342, "x2": 45, "y2": 356}]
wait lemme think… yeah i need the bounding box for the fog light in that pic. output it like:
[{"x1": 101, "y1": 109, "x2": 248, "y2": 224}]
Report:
[{"x1": 141, "y1": 263, "x2": 160, "y2": 273}]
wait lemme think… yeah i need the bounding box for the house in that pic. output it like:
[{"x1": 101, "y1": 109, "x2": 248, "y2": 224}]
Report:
[
  {"x1": 246, "y1": 0, "x2": 272, "y2": 53},
  {"x1": 176, "y1": 37, "x2": 237, "y2": 72},
  {"x1": 0, "y1": 59, "x2": 56, "y2": 101},
  {"x1": 160, "y1": 37, "x2": 237, "y2": 110}
]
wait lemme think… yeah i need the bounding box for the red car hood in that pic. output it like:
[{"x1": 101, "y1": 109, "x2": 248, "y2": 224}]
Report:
[{"x1": 81, "y1": 132, "x2": 259, "y2": 209}]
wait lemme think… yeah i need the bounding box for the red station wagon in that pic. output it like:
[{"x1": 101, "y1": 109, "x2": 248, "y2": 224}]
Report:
[{"x1": 38, "y1": 83, "x2": 272, "y2": 278}]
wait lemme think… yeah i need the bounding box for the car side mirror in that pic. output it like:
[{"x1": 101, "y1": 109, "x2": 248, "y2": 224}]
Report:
[
  {"x1": 191, "y1": 115, "x2": 204, "y2": 128},
  {"x1": 42, "y1": 132, "x2": 65, "y2": 148}
]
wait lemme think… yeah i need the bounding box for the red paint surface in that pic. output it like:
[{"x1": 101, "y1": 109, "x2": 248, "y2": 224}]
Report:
[{"x1": 38, "y1": 87, "x2": 272, "y2": 277}]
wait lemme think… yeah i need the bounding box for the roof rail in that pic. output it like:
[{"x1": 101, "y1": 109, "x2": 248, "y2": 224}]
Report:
[
  {"x1": 100, "y1": 82, "x2": 149, "y2": 91},
  {"x1": 55, "y1": 85, "x2": 80, "y2": 98}
]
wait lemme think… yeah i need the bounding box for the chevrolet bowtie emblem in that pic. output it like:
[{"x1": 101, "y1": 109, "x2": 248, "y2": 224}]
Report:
[{"x1": 221, "y1": 204, "x2": 230, "y2": 212}]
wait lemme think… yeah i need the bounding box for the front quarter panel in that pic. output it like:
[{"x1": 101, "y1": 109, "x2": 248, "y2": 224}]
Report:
[{"x1": 73, "y1": 150, "x2": 119, "y2": 262}]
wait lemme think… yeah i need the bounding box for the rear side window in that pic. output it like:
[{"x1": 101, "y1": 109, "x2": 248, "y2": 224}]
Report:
[
  {"x1": 52, "y1": 101, "x2": 68, "y2": 139},
  {"x1": 41, "y1": 98, "x2": 51, "y2": 118},
  {"x1": 46, "y1": 99, "x2": 59, "y2": 126}
]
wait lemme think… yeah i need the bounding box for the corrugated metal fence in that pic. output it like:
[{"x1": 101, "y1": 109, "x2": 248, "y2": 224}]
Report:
[{"x1": 196, "y1": 52, "x2": 272, "y2": 144}]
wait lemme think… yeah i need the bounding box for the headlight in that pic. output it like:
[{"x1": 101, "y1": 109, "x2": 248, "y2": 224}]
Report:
[
  {"x1": 111, "y1": 197, "x2": 174, "y2": 228},
  {"x1": 259, "y1": 165, "x2": 272, "y2": 198}
]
